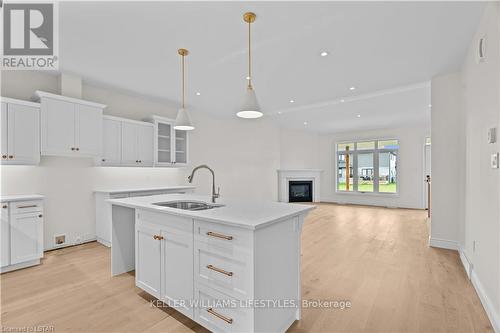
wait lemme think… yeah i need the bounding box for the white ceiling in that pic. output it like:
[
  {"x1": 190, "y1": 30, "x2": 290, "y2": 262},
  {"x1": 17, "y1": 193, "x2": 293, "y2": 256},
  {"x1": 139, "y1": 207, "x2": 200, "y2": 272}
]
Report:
[{"x1": 59, "y1": 1, "x2": 484, "y2": 132}]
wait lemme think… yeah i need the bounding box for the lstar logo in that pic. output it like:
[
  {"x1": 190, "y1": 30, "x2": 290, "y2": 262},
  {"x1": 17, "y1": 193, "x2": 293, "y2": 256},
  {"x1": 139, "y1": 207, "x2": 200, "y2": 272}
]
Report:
[{"x1": 1, "y1": 1, "x2": 59, "y2": 69}]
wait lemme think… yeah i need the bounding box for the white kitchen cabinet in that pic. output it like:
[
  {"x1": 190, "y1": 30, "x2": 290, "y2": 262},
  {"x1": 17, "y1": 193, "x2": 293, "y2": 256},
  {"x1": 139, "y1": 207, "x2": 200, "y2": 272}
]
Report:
[
  {"x1": 101, "y1": 117, "x2": 122, "y2": 165},
  {"x1": 35, "y1": 91, "x2": 105, "y2": 158},
  {"x1": 10, "y1": 211, "x2": 43, "y2": 265},
  {"x1": 1, "y1": 203, "x2": 10, "y2": 268},
  {"x1": 146, "y1": 115, "x2": 189, "y2": 167},
  {"x1": 135, "y1": 222, "x2": 162, "y2": 298},
  {"x1": 136, "y1": 210, "x2": 194, "y2": 318},
  {"x1": 0, "y1": 98, "x2": 40, "y2": 165},
  {"x1": 0, "y1": 197, "x2": 44, "y2": 273},
  {"x1": 120, "y1": 119, "x2": 154, "y2": 167}
]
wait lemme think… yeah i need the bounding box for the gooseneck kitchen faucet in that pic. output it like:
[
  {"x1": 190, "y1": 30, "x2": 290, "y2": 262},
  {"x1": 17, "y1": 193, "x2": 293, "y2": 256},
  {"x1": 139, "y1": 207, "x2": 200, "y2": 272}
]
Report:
[{"x1": 187, "y1": 165, "x2": 220, "y2": 203}]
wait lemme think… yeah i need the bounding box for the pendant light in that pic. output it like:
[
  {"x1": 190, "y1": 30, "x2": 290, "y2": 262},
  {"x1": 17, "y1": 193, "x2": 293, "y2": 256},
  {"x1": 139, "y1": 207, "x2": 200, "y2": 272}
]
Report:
[
  {"x1": 237, "y1": 12, "x2": 263, "y2": 119},
  {"x1": 174, "y1": 48, "x2": 195, "y2": 130}
]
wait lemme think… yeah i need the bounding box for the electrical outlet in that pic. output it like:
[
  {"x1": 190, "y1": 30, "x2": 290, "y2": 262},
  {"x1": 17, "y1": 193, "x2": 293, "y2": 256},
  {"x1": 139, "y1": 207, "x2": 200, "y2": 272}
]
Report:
[
  {"x1": 75, "y1": 236, "x2": 82, "y2": 244},
  {"x1": 55, "y1": 234, "x2": 66, "y2": 245}
]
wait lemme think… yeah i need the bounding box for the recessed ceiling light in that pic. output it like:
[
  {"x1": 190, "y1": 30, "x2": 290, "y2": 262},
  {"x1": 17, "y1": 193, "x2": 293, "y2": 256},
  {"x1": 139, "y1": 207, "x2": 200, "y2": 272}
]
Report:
[
  {"x1": 246, "y1": 76, "x2": 251, "y2": 80},
  {"x1": 428, "y1": 104, "x2": 432, "y2": 107},
  {"x1": 320, "y1": 51, "x2": 329, "y2": 57},
  {"x1": 340, "y1": 99, "x2": 345, "y2": 103},
  {"x1": 303, "y1": 121, "x2": 308, "y2": 125},
  {"x1": 278, "y1": 111, "x2": 282, "y2": 114},
  {"x1": 349, "y1": 86, "x2": 356, "y2": 91},
  {"x1": 289, "y1": 99, "x2": 295, "y2": 103},
  {"x1": 196, "y1": 92, "x2": 201, "y2": 96},
  {"x1": 356, "y1": 114, "x2": 361, "y2": 118}
]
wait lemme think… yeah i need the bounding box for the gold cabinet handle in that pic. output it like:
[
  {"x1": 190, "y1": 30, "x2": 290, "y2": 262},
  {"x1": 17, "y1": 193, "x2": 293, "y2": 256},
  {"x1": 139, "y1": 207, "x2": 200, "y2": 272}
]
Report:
[
  {"x1": 17, "y1": 205, "x2": 38, "y2": 209},
  {"x1": 206, "y1": 231, "x2": 233, "y2": 241},
  {"x1": 2, "y1": 205, "x2": 7, "y2": 209},
  {"x1": 2, "y1": 155, "x2": 6, "y2": 159},
  {"x1": 38, "y1": 214, "x2": 43, "y2": 218},
  {"x1": 8, "y1": 155, "x2": 13, "y2": 159},
  {"x1": 206, "y1": 264, "x2": 233, "y2": 277},
  {"x1": 76, "y1": 148, "x2": 80, "y2": 151},
  {"x1": 153, "y1": 235, "x2": 164, "y2": 240},
  {"x1": 206, "y1": 308, "x2": 233, "y2": 324},
  {"x1": 71, "y1": 147, "x2": 75, "y2": 151}
]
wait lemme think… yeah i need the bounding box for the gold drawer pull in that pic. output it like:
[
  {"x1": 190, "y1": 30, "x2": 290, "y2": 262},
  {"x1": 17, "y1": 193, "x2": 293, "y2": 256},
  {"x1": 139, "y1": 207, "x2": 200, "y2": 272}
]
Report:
[
  {"x1": 207, "y1": 308, "x2": 233, "y2": 324},
  {"x1": 207, "y1": 264, "x2": 233, "y2": 277},
  {"x1": 206, "y1": 231, "x2": 233, "y2": 241},
  {"x1": 17, "y1": 205, "x2": 38, "y2": 209},
  {"x1": 153, "y1": 235, "x2": 164, "y2": 240}
]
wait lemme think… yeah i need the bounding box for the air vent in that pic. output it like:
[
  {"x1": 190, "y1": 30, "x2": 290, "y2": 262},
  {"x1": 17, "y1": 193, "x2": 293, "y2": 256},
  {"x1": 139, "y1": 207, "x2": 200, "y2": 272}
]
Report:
[
  {"x1": 477, "y1": 36, "x2": 486, "y2": 63},
  {"x1": 55, "y1": 234, "x2": 66, "y2": 245}
]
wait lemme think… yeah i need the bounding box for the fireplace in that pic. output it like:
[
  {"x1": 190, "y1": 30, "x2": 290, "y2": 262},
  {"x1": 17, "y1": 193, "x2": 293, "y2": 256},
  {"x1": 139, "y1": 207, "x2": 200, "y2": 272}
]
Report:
[{"x1": 289, "y1": 181, "x2": 313, "y2": 202}]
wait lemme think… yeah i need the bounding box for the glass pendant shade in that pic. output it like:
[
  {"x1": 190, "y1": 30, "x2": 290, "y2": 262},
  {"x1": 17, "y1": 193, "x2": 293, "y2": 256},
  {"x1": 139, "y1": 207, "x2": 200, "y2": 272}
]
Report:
[{"x1": 237, "y1": 86, "x2": 263, "y2": 119}]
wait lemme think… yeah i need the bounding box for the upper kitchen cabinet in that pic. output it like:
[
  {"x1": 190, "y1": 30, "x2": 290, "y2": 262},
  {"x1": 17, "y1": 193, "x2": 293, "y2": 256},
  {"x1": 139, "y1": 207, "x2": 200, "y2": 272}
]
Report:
[
  {"x1": 146, "y1": 116, "x2": 189, "y2": 167},
  {"x1": 100, "y1": 115, "x2": 154, "y2": 167},
  {"x1": 1, "y1": 97, "x2": 41, "y2": 165},
  {"x1": 34, "y1": 91, "x2": 106, "y2": 158}
]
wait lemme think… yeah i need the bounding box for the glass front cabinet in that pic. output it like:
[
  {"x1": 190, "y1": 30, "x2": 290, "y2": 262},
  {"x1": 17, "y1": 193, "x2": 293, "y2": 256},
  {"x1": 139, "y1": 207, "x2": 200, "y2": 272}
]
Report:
[{"x1": 147, "y1": 116, "x2": 189, "y2": 167}]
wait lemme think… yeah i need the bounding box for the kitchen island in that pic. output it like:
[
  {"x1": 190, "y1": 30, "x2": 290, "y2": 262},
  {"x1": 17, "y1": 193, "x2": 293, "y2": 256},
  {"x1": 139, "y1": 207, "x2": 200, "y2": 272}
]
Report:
[{"x1": 109, "y1": 193, "x2": 314, "y2": 333}]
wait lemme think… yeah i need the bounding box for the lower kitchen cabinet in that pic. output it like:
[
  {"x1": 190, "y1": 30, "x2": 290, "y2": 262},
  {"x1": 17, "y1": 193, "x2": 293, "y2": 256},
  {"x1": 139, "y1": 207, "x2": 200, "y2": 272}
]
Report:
[
  {"x1": 0, "y1": 198, "x2": 44, "y2": 273},
  {"x1": 135, "y1": 211, "x2": 194, "y2": 318}
]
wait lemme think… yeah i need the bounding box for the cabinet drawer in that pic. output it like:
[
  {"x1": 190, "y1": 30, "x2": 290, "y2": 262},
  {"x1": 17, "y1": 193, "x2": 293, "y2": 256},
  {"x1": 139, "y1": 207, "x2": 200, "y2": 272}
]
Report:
[
  {"x1": 195, "y1": 241, "x2": 252, "y2": 300},
  {"x1": 194, "y1": 284, "x2": 253, "y2": 333},
  {"x1": 11, "y1": 200, "x2": 43, "y2": 214},
  {"x1": 194, "y1": 220, "x2": 252, "y2": 255}
]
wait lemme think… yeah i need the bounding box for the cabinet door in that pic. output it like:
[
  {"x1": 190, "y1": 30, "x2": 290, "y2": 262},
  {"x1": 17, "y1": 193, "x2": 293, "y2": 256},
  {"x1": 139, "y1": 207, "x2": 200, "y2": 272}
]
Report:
[
  {"x1": 161, "y1": 227, "x2": 194, "y2": 318},
  {"x1": 102, "y1": 118, "x2": 122, "y2": 165},
  {"x1": 135, "y1": 223, "x2": 162, "y2": 298},
  {"x1": 41, "y1": 98, "x2": 76, "y2": 156},
  {"x1": 121, "y1": 122, "x2": 138, "y2": 166},
  {"x1": 1, "y1": 103, "x2": 7, "y2": 161},
  {"x1": 138, "y1": 124, "x2": 154, "y2": 167},
  {"x1": 7, "y1": 103, "x2": 40, "y2": 164},
  {"x1": 156, "y1": 122, "x2": 172, "y2": 165},
  {"x1": 10, "y1": 212, "x2": 43, "y2": 265},
  {"x1": 1, "y1": 203, "x2": 10, "y2": 267},
  {"x1": 75, "y1": 104, "x2": 102, "y2": 156},
  {"x1": 174, "y1": 129, "x2": 188, "y2": 165}
]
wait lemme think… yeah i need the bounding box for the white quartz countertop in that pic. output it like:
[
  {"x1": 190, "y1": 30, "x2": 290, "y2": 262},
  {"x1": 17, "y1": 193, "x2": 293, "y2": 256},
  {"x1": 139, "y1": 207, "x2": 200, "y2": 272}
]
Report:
[
  {"x1": 94, "y1": 185, "x2": 195, "y2": 194},
  {"x1": 108, "y1": 194, "x2": 315, "y2": 230},
  {"x1": 0, "y1": 194, "x2": 45, "y2": 202}
]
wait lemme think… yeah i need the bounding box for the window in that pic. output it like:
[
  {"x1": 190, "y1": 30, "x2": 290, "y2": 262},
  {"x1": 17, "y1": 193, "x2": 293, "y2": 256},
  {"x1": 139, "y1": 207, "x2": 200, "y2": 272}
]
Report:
[{"x1": 336, "y1": 139, "x2": 398, "y2": 194}]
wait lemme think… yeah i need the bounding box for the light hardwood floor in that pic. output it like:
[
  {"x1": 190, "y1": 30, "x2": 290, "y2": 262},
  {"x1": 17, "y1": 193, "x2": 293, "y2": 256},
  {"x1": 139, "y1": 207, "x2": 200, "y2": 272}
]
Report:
[{"x1": 0, "y1": 203, "x2": 493, "y2": 333}]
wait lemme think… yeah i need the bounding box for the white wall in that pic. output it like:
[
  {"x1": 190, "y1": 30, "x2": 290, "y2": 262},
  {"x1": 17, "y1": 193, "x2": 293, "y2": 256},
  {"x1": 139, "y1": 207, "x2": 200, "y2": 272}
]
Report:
[
  {"x1": 430, "y1": 72, "x2": 465, "y2": 246},
  {"x1": 430, "y1": 3, "x2": 500, "y2": 330},
  {"x1": 279, "y1": 129, "x2": 320, "y2": 170},
  {"x1": 0, "y1": 72, "x2": 281, "y2": 249},
  {"x1": 317, "y1": 126, "x2": 430, "y2": 209},
  {"x1": 461, "y1": 2, "x2": 500, "y2": 329}
]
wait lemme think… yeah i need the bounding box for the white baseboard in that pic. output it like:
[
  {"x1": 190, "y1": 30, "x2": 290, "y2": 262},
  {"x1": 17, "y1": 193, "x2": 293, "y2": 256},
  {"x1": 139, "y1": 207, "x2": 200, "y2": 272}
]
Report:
[
  {"x1": 0, "y1": 259, "x2": 40, "y2": 273},
  {"x1": 459, "y1": 247, "x2": 472, "y2": 278},
  {"x1": 428, "y1": 236, "x2": 459, "y2": 250},
  {"x1": 44, "y1": 237, "x2": 97, "y2": 251},
  {"x1": 470, "y1": 270, "x2": 500, "y2": 333}
]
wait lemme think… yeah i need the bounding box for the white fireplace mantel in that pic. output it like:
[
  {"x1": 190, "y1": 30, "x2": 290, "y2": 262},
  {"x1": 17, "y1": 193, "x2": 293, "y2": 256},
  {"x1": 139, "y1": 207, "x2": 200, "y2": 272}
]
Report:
[{"x1": 277, "y1": 169, "x2": 323, "y2": 203}]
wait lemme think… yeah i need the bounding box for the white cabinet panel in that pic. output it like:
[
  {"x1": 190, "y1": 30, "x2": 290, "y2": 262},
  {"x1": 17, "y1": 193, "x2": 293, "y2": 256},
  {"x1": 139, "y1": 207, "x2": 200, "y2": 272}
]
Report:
[
  {"x1": 138, "y1": 124, "x2": 154, "y2": 167},
  {"x1": 1, "y1": 203, "x2": 10, "y2": 267},
  {"x1": 7, "y1": 103, "x2": 40, "y2": 164},
  {"x1": 135, "y1": 223, "x2": 162, "y2": 298},
  {"x1": 121, "y1": 122, "x2": 138, "y2": 165},
  {"x1": 41, "y1": 97, "x2": 75, "y2": 155},
  {"x1": 101, "y1": 118, "x2": 122, "y2": 165},
  {"x1": 161, "y1": 227, "x2": 193, "y2": 318},
  {"x1": 10, "y1": 211, "x2": 43, "y2": 265},
  {"x1": 1, "y1": 103, "x2": 7, "y2": 161},
  {"x1": 75, "y1": 104, "x2": 102, "y2": 156}
]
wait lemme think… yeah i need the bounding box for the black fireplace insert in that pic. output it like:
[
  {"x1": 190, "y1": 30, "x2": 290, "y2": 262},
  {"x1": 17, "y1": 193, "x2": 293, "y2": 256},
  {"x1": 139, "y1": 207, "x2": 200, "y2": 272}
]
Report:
[{"x1": 289, "y1": 181, "x2": 313, "y2": 202}]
